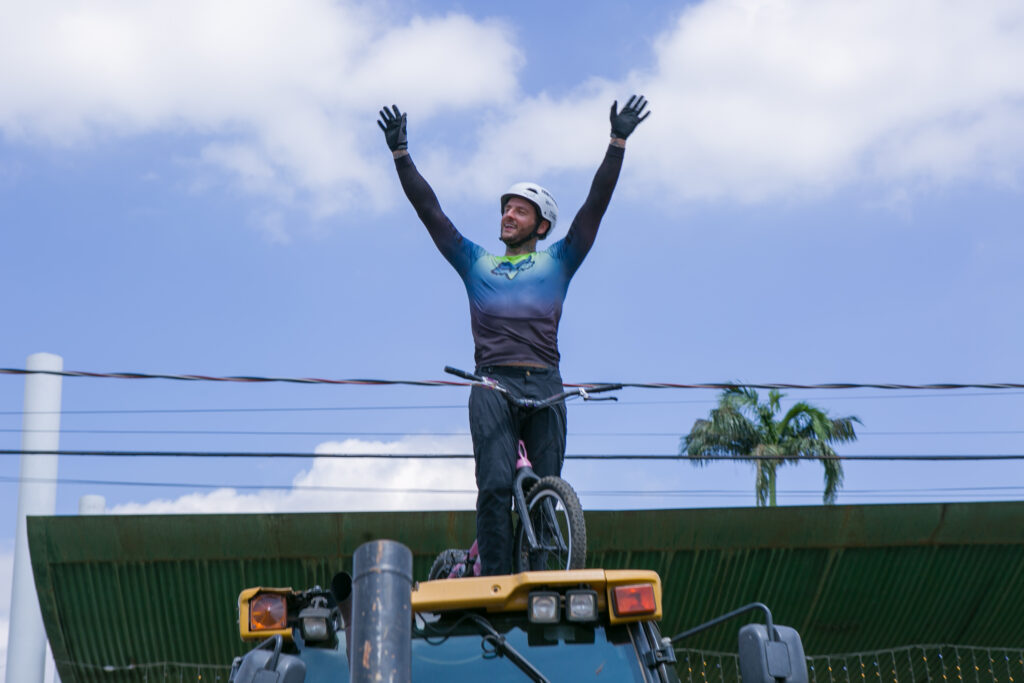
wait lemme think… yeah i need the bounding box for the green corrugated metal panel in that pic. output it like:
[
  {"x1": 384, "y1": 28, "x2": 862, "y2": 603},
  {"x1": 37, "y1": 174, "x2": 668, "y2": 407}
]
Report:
[
  {"x1": 678, "y1": 645, "x2": 1024, "y2": 683},
  {"x1": 29, "y1": 502, "x2": 1024, "y2": 683},
  {"x1": 29, "y1": 510, "x2": 477, "y2": 682},
  {"x1": 635, "y1": 504, "x2": 1024, "y2": 653}
]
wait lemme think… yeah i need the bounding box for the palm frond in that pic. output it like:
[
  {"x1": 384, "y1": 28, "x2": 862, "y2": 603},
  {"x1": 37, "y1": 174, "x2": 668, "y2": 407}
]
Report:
[
  {"x1": 681, "y1": 387, "x2": 860, "y2": 506},
  {"x1": 682, "y1": 403, "x2": 759, "y2": 461},
  {"x1": 754, "y1": 459, "x2": 771, "y2": 507},
  {"x1": 820, "y1": 452, "x2": 844, "y2": 505},
  {"x1": 721, "y1": 386, "x2": 760, "y2": 414},
  {"x1": 829, "y1": 415, "x2": 861, "y2": 442}
]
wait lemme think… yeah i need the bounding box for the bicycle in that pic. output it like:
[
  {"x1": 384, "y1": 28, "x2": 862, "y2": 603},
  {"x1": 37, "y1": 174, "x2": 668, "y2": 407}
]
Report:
[{"x1": 427, "y1": 366, "x2": 621, "y2": 578}]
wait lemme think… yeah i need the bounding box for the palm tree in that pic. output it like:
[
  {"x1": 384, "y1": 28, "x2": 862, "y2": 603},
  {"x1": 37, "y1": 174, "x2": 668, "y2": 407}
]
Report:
[{"x1": 681, "y1": 387, "x2": 860, "y2": 506}]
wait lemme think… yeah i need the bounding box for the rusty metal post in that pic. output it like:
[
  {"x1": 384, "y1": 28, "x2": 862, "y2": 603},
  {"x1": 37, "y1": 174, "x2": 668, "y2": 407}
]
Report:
[{"x1": 350, "y1": 540, "x2": 413, "y2": 683}]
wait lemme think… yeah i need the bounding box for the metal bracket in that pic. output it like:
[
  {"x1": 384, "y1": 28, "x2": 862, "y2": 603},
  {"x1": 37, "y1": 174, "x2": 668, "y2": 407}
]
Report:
[{"x1": 643, "y1": 637, "x2": 678, "y2": 667}]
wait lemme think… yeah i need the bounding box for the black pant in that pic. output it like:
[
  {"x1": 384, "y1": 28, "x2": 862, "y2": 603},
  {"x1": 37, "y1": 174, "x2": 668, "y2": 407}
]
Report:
[{"x1": 469, "y1": 366, "x2": 567, "y2": 576}]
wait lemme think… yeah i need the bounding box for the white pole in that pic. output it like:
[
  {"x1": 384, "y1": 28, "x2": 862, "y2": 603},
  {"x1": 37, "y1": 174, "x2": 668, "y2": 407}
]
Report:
[{"x1": 7, "y1": 353, "x2": 63, "y2": 683}]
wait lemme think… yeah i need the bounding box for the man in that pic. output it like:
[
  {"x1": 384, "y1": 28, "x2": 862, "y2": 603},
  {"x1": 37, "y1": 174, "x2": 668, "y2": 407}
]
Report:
[{"x1": 378, "y1": 96, "x2": 649, "y2": 575}]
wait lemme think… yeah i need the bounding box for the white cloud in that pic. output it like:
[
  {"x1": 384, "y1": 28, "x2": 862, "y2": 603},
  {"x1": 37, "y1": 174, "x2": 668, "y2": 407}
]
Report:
[
  {"x1": 0, "y1": 0, "x2": 522, "y2": 219},
  {"x1": 437, "y1": 85, "x2": 619, "y2": 198},
  {"x1": 632, "y1": 0, "x2": 1024, "y2": 199},
  {"x1": 440, "y1": 0, "x2": 1024, "y2": 203},
  {"x1": 107, "y1": 435, "x2": 476, "y2": 514},
  {"x1": 3, "y1": 0, "x2": 1022, "y2": 216}
]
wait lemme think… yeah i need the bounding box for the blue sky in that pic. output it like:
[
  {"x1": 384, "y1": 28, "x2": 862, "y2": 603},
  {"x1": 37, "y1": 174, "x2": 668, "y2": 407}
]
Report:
[{"x1": 3, "y1": 0, "x2": 1024, "y2": 673}]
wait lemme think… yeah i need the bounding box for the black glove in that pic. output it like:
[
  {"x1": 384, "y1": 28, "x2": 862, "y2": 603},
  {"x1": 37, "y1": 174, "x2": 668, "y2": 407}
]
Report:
[
  {"x1": 378, "y1": 105, "x2": 408, "y2": 152},
  {"x1": 609, "y1": 95, "x2": 650, "y2": 139}
]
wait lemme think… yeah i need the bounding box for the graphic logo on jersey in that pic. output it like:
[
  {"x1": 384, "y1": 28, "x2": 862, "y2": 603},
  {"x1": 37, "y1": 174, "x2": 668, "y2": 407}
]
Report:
[{"x1": 492, "y1": 255, "x2": 534, "y2": 280}]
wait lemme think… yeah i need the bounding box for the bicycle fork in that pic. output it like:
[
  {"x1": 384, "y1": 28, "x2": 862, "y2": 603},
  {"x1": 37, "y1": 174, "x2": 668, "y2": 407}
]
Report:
[{"x1": 512, "y1": 441, "x2": 567, "y2": 557}]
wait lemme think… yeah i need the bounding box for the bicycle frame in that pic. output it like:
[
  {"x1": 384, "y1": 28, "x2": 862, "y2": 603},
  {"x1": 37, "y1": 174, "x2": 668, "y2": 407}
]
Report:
[
  {"x1": 512, "y1": 441, "x2": 546, "y2": 553},
  {"x1": 442, "y1": 365, "x2": 620, "y2": 573}
]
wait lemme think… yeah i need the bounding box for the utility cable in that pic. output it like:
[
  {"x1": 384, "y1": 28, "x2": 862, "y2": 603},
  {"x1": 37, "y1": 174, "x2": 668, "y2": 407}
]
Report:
[
  {"x1": 4, "y1": 449, "x2": 1024, "y2": 461},
  {"x1": 3, "y1": 391, "x2": 1023, "y2": 418},
  {"x1": 0, "y1": 404, "x2": 465, "y2": 417},
  {"x1": 5, "y1": 427, "x2": 1024, "y2": 438},
  {"x1": 2, "y1": 475, "x2": 1021, "y2": 498},
  {"x1": 0, "y1": 367, "x2": 462, "y2": 387},
  {"x1": 4, "y1": 367, "x2": 1024, "y2": 391}
]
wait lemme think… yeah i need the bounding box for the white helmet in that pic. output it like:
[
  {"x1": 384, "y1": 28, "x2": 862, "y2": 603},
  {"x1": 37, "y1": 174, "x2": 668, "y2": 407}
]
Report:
[{"x1": 501, "y1": 182, "x2": 558, "y2": 236}]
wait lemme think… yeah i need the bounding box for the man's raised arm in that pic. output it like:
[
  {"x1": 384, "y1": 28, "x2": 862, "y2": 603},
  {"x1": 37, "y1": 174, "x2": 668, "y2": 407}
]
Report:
[
  {"x1": 378, "y1": 104, "x2": 465, "y2": 261},
  {"x1": 562, "y1": 95, "x2": 651, "y2": 262}
]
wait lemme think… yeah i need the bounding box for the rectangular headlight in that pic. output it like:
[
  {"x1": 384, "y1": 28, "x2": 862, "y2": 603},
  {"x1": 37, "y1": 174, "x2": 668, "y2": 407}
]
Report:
[
  {"x1": 528, "y1": 591, "x2": 561, "y2": 624},
  {"x1": 565, "y1": 590, "x2": 598, "y2": 622}
]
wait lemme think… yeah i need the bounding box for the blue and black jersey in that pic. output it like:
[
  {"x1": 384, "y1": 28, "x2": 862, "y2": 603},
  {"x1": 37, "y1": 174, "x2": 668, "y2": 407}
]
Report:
[{"x1": 395, "y1": 144, "x2": 624, "y2": 368}]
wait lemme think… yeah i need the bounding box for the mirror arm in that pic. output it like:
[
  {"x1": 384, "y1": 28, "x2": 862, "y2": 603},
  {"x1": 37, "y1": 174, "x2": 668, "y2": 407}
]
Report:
[{"x1": 669, "y1": 602, "x2": 776, "y2": 644}]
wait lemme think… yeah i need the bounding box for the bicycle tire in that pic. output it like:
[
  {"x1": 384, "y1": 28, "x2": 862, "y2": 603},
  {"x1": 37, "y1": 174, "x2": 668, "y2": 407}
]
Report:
[
  {"x1": 427, "y1": 548, "x2": 467, "y2": 580},
  {"x1": 513, "y1": 476, "x2": 586, "y2": 572}
]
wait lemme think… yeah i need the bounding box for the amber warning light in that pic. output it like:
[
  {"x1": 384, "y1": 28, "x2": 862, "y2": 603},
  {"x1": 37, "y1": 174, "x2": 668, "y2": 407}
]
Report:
[
  {"x1": 612, "y1": 584, "x2": 657, "y2": 617},
  {"x1": 250, "y1": 593, "x2": 287, "y2": 631}
]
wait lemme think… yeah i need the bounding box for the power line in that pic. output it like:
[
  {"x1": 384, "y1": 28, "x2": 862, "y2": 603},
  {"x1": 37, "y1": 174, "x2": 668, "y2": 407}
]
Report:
[
  {"x1": 0, "y1": 367, "x2": 462, "y2": 387},
  {"x1": 2, "y1": 475, "x2": 1021, "y2": 499},
  {"x1": 0, "y1": 479, "x2": 471, "y2": 493},
  {"x1": 0, "y1": 404, "x2": 465, "y2": 417},
  {"x1": 5, "y1": 366, "x2": 1024, "y2": 391},
  {"x1": 3, "y1": 390, "x2": 1023, "y2": 419},
  {"x1": 6, "y1": 427, "x2": 1024, "y2": 438},
  {"x1": 1, "y1": 428, "x2": 474, "y2": 437},
  {"x1": 4, "y1": 449, "x2": 1024, "y2": 461}
]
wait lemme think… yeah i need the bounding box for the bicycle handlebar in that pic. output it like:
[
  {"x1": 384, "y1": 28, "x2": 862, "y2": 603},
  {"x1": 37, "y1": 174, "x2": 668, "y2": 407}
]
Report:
[{"x1": 444, "y1": 366, "x2": 621, "y2": 407}]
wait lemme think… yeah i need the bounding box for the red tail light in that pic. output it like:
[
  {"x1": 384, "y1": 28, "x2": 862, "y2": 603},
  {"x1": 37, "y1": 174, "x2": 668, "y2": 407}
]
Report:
[{"x1": 611, "y1": 584, "x2": 656, "y2": 616}]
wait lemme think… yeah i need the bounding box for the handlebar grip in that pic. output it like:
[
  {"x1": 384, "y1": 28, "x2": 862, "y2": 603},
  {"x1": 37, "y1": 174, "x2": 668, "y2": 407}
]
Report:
[
  {"x1": 444, "y1": 366, "x2": 484, "y2": 382},
  {"x1": 587, "y1": 383, "x2": 623, "y2": 394}
]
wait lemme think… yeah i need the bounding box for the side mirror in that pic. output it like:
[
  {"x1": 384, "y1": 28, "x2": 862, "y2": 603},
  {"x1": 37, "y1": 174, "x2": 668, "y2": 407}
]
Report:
[
  {"x1": 669, "y1": 602, "x2": 809, "y2": 683},
  {"x1": 738, "y1": 623, "x2": 808, "y2": 683},
  {"x1": 228, "y1": 634, "x2": 306, "y2": 683}
]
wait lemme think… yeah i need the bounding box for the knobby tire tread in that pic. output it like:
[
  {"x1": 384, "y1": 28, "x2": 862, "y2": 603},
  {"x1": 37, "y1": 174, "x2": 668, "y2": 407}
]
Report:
[
  {"x1": 513, "y1": 476, "x2": 586, "y2": 572},
  {"x1": 427, "y1": 548, "x2": 467, "y2": 580}
]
